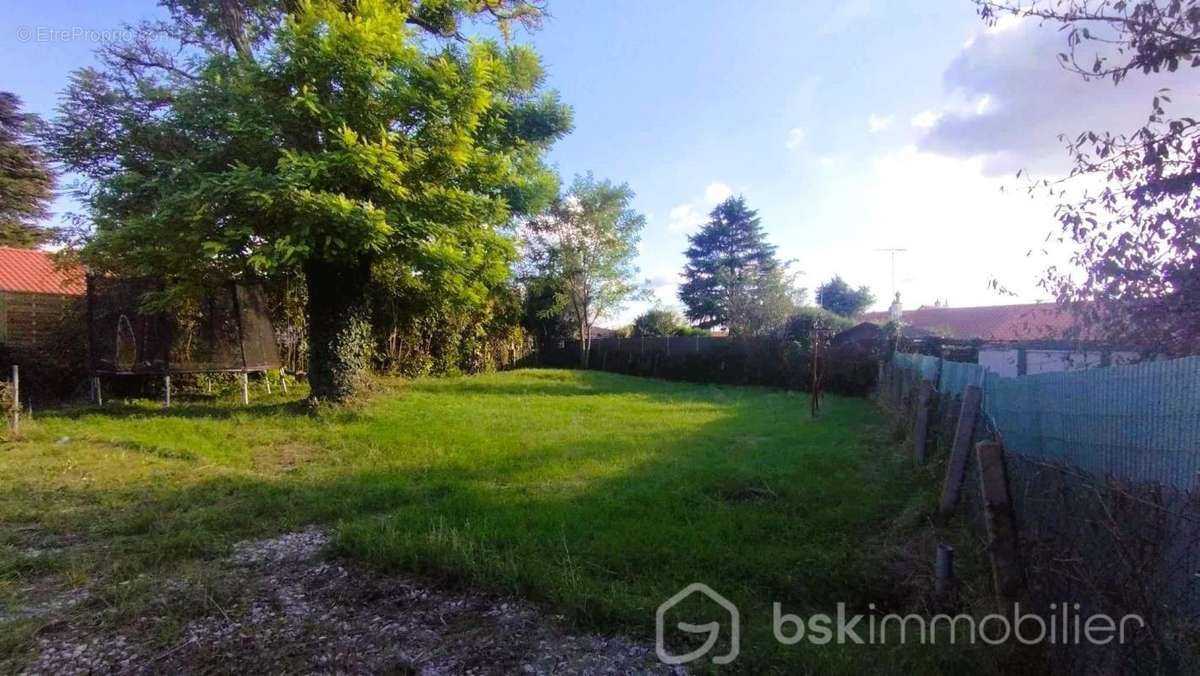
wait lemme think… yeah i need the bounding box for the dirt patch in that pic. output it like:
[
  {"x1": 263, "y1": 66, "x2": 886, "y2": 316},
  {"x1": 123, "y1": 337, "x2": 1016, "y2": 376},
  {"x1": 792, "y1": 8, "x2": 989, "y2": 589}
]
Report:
[
  {"x1": 21, "y1": 528, "x2": 677, "y2": 675},
  {"x1": 251, "y1": 443, "x2": 316, "y2": 472}
]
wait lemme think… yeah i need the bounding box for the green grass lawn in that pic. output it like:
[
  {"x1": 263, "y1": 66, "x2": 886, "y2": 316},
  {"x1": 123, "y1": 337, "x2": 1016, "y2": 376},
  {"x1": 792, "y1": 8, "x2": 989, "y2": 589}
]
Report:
[{"x1": 0, "y1": 369, "x2": 976, "y2": 673}]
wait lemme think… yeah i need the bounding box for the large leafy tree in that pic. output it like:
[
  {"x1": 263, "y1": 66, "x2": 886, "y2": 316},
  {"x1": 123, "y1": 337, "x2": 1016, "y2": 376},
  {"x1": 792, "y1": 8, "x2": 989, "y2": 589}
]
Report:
[
  {"x1": 816, "y1": 275, "x2": 875, "y2": 318},
  {"x1": 523, "y1": 174, "x2": 646, "y2": 365},
  {"x1": 976, "y1": 1, "x2": 1200, "y2": 354},
  {"x1": 46, "y1": 0, "x2": 571, "y2": 400},
  {"x1": 678, "y1": 196, "x2": 799, "y2": 335},
  {"x1": 0, "y1": 93, "x2": 54, "y2": 247}
]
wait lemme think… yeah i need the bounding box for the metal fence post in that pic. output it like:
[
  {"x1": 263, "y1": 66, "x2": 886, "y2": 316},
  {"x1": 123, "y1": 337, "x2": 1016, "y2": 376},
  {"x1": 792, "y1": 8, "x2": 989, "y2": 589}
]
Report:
[
  {"x1": 9, "y1": 365, "x2": 18, "y2": 434},
  {"x1": 935, "y1": 543, "x2": 955, "y2": 597}
]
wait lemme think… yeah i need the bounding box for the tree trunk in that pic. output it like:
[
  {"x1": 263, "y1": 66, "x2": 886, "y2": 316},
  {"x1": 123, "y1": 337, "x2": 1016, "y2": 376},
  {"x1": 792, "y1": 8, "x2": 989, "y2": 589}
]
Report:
[{"x1": 305, "y1": 257, "x2": 373, "y2": 402}]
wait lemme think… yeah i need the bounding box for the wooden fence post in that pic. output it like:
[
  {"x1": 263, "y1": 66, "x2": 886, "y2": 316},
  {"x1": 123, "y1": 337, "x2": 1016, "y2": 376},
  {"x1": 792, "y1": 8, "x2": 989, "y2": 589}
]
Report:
[
  {"x1": 976, "y1": 440, "x2": 1025, "y2": 610},
  {"x1": 939, "y1": 384, "x2": 982, "y2": 516},
  {"x1": 912, "y1": 380, "x2": 933, "y2": 465}
]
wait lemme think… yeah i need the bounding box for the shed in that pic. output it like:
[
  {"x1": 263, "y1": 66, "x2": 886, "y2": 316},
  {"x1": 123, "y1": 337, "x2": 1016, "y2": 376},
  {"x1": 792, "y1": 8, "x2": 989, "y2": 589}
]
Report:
[{"x1": 0, "y1": 247, "x2": 85, "y2": 349}]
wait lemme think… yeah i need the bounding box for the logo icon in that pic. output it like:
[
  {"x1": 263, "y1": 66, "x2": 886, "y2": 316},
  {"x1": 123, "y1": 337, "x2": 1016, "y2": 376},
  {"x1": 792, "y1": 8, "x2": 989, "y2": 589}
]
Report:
[{"x1": 655, "y1": 583, "x2": 740, "y2": 665}]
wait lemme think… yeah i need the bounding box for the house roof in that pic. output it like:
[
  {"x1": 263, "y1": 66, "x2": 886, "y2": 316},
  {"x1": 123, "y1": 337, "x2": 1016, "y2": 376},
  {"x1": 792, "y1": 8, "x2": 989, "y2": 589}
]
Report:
[
  {"x1": 0, "y1": 247, "x2": 86, "y2": 296},
  {"x1": 859, "y1": 302, "x2": 1083, "y2": 342},
  {"x1": 832, "y1": 321, "x2": 883, "y2": 345}
]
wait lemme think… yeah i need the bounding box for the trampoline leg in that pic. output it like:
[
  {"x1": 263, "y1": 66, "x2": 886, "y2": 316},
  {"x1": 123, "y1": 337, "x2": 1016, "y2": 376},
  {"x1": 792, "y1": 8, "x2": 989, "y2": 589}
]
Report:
[
  {"x1": 264, "y1": 373, "x2": 272, "y2": 395},
  {"x1": 280, "y1": 368, "x2": 289, "y2": 394},
  {"x1": 241, "y1": 372, "x2": 250, "y2": 405},
  {"x1": 91, "y1": 377, "x2": 103, "y2": 406},
  {"x1": 163, "y1": 374, "x2": 171, "y2": 409}
]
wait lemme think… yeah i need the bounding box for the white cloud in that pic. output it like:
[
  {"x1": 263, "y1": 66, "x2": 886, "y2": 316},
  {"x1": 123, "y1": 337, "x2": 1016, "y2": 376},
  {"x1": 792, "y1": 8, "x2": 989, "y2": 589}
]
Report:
[
  {"x1": 703, "y1": 181, "x2": 733, "y2": 204},
  {"x1": 910, "y1": 110, "x2": 942, "y2": 129},
  {"x1": 920, "y1": 17, "x2": 1200, "y2": 175},
  {"x1": 665, "y1": 181, "x2": 739, "y2": 233},
  {"x1": 852, "y1": 145, "x2": 1060, "y2": 306},
  {"x1": 817, "y1": 155, "x2": 839, "y2": 170},
  {"x1": 819, "y1": 0, "x2": 873, "y2": 35},
  {"x1": 987, "y1": 11, "x2": 1026, "y2": 34},
  {"x1": 784, "y1": 127, "x2": 807, "y2": 150},
  {"x1": 666, "y1": 204, "x2": 702, "y2": 233},
  {"x1": 868, "y1": 113, "x2": 894, "y2": 133}
]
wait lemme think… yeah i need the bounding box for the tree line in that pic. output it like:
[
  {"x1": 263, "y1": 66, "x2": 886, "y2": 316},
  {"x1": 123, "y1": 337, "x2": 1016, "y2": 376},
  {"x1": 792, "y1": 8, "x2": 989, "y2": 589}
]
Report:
[
  {"x1": 2, "y1": 0, "x2": 1195, "y2": 403},
  {"x1": 0, "y1": 0, "x2": 877, "y2": 397}
]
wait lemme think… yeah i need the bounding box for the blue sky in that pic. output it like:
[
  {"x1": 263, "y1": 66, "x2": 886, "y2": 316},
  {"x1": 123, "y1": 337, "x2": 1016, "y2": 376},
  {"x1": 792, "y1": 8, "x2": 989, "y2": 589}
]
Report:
[{"x1": 5, "y1": 1, "x2": 1196, "y2": 323}]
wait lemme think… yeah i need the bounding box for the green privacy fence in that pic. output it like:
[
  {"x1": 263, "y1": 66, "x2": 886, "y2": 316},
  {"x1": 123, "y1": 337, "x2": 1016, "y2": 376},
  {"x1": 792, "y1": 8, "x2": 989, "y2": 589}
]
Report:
[
  {"x1": 883, "y1": 352, "x2": 1200, "y2": 674},
  {"x1": 893, "y1": 352, "x2": 1200, "y2": 489}
]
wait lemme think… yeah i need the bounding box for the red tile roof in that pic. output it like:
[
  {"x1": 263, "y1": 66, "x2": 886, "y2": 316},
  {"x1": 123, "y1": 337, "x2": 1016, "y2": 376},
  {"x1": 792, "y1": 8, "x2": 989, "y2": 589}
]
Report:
[
  {"x1": 0, "y1": 247, "x2": 86, "y2": 296},
  {"x1": 859, "y1": 303, "x2": 1083, "y2": 342}
]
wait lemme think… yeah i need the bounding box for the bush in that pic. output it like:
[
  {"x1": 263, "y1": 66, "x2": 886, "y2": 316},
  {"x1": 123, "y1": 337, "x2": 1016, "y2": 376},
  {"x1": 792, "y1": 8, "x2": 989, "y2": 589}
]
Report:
[{"x1": 780, "y1": 307, "x2": 855, "y2": 349}]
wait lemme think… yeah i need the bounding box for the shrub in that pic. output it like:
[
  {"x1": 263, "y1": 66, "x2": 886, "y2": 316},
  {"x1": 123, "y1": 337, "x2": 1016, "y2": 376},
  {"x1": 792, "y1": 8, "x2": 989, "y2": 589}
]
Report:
[{"x1": 780, "y1": 307, "x2": 855, "y2": 349}]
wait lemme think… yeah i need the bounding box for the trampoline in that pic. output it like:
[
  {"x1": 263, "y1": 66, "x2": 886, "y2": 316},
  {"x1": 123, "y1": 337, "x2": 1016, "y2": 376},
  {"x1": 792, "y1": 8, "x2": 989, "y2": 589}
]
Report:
[{"x1": 86, "y1": 276, "x2": 282, "y2": 405}]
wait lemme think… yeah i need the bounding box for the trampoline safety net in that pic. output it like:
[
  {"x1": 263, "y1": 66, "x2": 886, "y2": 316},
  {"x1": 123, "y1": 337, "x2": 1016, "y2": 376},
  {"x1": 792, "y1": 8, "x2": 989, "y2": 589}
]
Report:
[{"x1": 87, "y1": 277, "x2": 281, "y2": 374}]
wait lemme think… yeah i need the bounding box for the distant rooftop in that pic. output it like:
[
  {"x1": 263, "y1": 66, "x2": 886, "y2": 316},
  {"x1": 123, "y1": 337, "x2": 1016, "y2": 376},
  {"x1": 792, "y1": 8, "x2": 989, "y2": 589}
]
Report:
[
  {"x1": 0, "y1": 247, "x2": 86, "y2": 296},
  {"x1": 859, "y1": 302, "x2": 1083, "y2": 342}
]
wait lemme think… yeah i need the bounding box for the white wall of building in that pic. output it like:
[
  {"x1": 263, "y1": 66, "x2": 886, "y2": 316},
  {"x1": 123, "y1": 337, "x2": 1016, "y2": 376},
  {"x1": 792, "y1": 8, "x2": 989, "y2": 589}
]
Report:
[{"x1": 978, "y1": 347, "x2": 1139, "y2": 378}]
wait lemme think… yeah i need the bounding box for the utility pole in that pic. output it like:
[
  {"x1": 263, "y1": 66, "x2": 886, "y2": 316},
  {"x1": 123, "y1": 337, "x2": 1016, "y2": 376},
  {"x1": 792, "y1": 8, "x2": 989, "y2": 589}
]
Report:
[{"x1": 874, "y1": 248, "x2": 907, "y2": 298}]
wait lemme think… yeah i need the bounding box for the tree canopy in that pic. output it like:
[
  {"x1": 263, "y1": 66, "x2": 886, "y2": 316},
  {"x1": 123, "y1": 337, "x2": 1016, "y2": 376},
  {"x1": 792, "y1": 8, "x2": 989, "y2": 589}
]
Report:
[
  {"x1": 678, "y1": 196, "x2": 799, "y2": 335},
  {"x1": 0, "y1": 93, "x2": 54, "y2": 247},
  {"x1": 47, "y1": 0, "x2": 572, "y2": 400},
  {"x1": 522, "y1": 174, "x2": 646, "y2": 364},
  {"x1": 780, "y1": 306, "x2": 855, "y2": 350},
  {"x1": 816, "y1": 275, "x2": 875, "y2": 318},
  {"x1": 632, "y1": 307, "x2": 685, "y2": 337},
  {"x1": 977, "y1": 0, "x2": 1200, "y2": 353}
]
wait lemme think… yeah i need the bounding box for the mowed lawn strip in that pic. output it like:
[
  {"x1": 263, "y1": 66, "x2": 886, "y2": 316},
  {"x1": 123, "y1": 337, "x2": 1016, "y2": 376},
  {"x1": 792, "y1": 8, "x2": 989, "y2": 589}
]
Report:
[{"x1": 0, "y1": 369, "x2": 945, "y2": 673}]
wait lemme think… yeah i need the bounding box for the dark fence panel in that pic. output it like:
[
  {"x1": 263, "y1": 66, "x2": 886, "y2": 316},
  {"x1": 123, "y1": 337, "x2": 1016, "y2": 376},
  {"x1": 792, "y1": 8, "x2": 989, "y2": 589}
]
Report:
[{"x1": 535, "y1": 335, "x2": 877, "y2": 395}]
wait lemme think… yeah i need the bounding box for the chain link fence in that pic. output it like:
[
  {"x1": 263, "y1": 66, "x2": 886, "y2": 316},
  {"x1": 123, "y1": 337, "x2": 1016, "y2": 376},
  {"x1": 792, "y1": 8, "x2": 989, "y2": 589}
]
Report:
[{"x1": 881, "y1": 352, "x2": 1200, "y2": 674}]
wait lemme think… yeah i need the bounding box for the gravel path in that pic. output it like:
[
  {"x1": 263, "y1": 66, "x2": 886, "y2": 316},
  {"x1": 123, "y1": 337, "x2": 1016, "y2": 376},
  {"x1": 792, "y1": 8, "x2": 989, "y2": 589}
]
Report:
[{"x1": 22, "y1": 528, "x2": 677, "y2": 675}]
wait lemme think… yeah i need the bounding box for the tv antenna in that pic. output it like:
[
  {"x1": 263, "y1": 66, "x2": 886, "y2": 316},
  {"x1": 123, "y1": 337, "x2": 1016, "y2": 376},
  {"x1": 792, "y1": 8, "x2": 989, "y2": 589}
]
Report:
[{"x1": 874, "y1": 248, "x2": 907, "y2": 298}]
